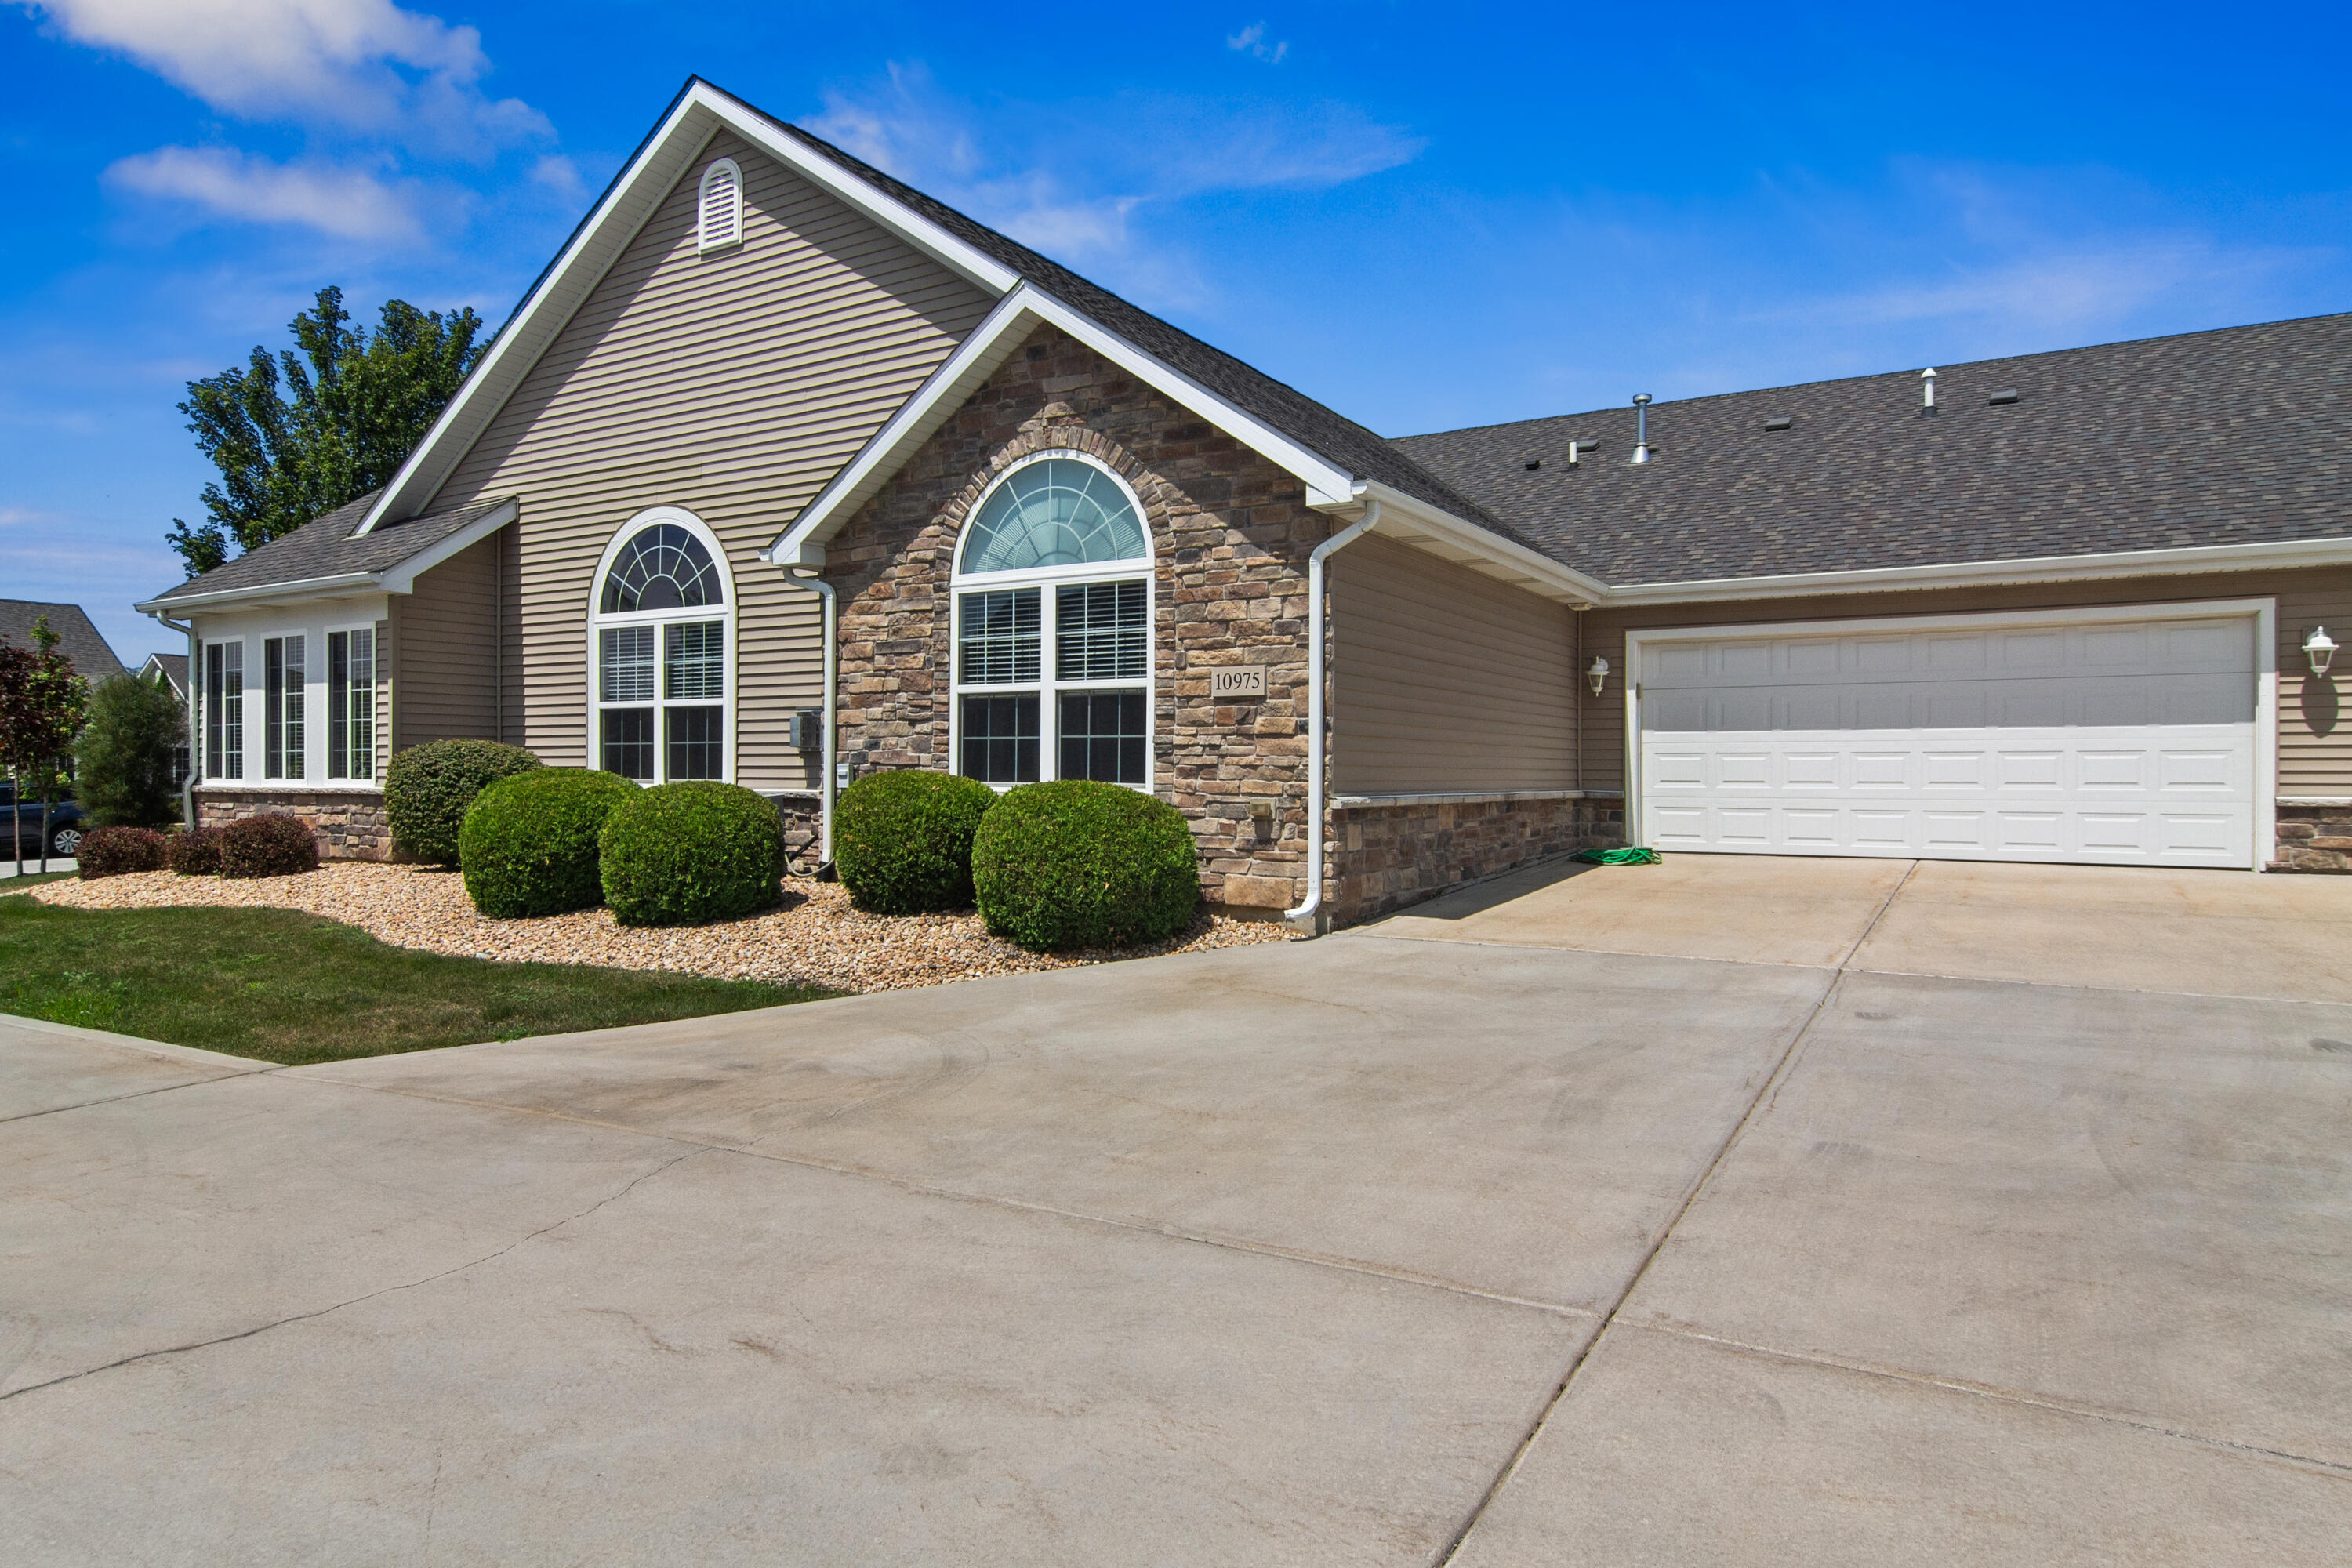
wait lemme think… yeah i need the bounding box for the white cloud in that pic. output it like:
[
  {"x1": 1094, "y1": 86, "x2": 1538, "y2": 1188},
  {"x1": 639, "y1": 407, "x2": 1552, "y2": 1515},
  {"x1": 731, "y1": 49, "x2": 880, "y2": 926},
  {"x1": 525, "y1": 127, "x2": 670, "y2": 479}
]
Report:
[
  {"x1": 106, "y1": 146, "x2": 426, "y2": 242},
  {"x1": 528, "y1": 153, "x2": 584, "y2": 199},
  {"x1": 799, "y1": 64, "x2": 1418, "y2": 298},
  {"x1": 13, "y1": 0, "x2": 548, "y2": 155},
  {"x1": 1226, "y1": 23, "x2": 1288, "y2": 64}
]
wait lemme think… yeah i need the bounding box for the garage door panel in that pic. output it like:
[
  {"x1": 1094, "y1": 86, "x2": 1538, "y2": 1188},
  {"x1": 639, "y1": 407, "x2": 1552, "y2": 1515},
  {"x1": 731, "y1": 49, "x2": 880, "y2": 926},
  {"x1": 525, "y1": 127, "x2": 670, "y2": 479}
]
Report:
[{"x1": 1635, "y1": 612, "x2": 2259, "y2": 869}]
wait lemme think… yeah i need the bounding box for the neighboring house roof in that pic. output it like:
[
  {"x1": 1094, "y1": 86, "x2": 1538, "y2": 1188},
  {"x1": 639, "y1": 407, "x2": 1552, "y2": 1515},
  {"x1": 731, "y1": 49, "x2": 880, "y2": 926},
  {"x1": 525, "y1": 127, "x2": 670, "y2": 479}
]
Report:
[
  {"x1": 140, "y1": 652, "x2": 188, "y2": 700},
  {"x1": 0, "y1": 600, "x2": 123, "y2": 678},
  {"x1": 138, "y1": 493, "x2": 517, "y2": 612},
  {"x1": 1392, "y1": 313, "x2": 2352, "y2": 589}
]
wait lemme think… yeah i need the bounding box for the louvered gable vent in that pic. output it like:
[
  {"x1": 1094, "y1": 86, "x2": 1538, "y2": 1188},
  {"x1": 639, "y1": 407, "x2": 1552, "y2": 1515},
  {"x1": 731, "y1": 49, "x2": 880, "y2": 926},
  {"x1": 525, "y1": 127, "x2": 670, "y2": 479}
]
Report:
[{"x1": 697, "y1": 158, "x2": 742, "y2": 254}]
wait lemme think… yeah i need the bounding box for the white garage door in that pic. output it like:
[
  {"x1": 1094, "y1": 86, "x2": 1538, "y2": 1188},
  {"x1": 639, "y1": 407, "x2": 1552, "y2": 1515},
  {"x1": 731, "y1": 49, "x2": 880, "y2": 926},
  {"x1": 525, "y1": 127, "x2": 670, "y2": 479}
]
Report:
[{"x1": 1633, "y1": 607, "x2": 2263, "y2": 869}]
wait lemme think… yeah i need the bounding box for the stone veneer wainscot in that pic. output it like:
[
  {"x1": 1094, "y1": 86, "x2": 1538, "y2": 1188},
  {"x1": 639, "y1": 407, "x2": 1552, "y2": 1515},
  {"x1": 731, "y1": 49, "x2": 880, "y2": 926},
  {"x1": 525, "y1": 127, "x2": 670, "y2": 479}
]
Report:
[{"x1": 198, "y1": 790, "x2": 390, "y2": 860}]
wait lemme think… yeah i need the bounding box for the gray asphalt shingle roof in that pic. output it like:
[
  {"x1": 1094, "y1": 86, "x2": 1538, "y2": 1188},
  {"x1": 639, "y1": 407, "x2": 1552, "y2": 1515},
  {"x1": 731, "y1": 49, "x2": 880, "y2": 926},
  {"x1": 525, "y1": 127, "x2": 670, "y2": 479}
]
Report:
[
  {"x1": 1391, "y1": 313, "x2": 2352, "y2": 585},
  {"x1": 148, "y1": 492, "x2": 513, "y2": 604},
  {"x1": 0, "y1": 601, "x2": 123, "y2": 677},
  {"x1": 728, "y1": 86, "x2": 1533, "y2": 549}
]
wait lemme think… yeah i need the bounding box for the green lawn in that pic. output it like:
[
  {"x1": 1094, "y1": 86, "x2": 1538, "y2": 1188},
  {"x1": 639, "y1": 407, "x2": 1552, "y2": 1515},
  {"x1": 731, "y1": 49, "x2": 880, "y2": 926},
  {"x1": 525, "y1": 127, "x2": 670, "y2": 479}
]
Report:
[{"x1": 0, "y1": 888, "x2": 833, "y2": 1067}]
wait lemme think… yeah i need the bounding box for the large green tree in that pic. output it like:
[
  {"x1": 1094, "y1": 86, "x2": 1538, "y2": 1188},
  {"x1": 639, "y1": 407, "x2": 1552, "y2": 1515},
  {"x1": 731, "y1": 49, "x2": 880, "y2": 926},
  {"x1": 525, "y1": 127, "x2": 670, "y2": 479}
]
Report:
[{"x1": 167, "y1": 287, "x2": 488, "y2": 575}]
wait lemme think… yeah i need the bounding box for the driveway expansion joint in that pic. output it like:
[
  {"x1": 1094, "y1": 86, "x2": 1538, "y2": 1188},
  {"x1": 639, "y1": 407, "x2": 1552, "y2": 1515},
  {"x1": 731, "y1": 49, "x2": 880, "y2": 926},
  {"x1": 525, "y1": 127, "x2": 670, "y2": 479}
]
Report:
[
  {"x1": 296, "y1": 1069, "x2": 1606, "y2": 1320},
  {"x1": 1619, "y1": 1320, "x2": 2352, "y2": 1480}
]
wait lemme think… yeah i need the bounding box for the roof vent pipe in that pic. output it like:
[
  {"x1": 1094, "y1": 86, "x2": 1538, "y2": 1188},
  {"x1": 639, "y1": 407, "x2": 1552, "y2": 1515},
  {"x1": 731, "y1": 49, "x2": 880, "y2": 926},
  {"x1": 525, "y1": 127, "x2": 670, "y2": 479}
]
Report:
[
  {"x1": 1632, "y1": 394, "x2": 1653, "y2": 463},
  {"x1": 1921, "y1": 367, "x2": 1937, "y2": 412}
]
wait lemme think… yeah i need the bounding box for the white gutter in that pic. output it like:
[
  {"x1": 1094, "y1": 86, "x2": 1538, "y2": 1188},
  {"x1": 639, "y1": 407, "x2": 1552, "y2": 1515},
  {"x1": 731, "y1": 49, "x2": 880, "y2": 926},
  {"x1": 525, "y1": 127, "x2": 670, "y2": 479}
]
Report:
[
  {"x1": 779, "y1": 568, "x2": 838, "y2": 865},
  {"x1": 136, "y1": 571, "x2": 379, "y2": 615},
  {"x1": 1285, "y1": 499, "x2": 1381, "y2": 927},
  {"x1": 147, "y1": 610, "x2": 197, "y2": 830}
]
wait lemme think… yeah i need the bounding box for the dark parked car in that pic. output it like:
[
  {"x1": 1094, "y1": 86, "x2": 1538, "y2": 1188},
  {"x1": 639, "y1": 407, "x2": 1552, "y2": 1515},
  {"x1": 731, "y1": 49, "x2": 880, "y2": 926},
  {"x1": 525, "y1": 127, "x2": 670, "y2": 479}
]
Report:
[{"x1": 2, "y1": 779, "x2": 87, "y2": 860}]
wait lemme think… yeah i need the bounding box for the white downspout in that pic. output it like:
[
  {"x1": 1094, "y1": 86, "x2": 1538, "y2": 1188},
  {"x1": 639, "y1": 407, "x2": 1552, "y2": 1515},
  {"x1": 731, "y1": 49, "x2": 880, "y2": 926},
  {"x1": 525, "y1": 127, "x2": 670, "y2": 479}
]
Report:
[
  {"x1": 782, "y1": 571, "x2": 837, "y2": 865},
  {"x1": 1285, "y1": 499, "x2": 1379, "y2": 927},
  {"x1": 150, "y1": 611, "x2": 198, "y2": 831}
]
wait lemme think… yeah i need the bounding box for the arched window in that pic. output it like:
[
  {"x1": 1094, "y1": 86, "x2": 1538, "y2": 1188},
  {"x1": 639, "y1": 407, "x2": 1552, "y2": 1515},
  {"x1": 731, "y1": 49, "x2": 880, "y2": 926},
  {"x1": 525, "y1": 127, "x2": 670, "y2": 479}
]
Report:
[
  {"x1": 697, "y1": 158, "x2": 742, "y2": 254},
  {"x1": 590, "y1": 510, "x2": 734, "y2": 783},
  {"x1": 951, "y1": 454, "x2": 1153, "y2": 789}
]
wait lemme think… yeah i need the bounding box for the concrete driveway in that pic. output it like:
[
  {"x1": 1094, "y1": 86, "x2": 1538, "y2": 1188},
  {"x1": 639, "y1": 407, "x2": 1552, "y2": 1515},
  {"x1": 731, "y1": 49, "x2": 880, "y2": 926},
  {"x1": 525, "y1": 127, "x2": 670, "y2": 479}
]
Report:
[{"x1": 4, "y1": 855, "x2": 2348, "y2": 1563}]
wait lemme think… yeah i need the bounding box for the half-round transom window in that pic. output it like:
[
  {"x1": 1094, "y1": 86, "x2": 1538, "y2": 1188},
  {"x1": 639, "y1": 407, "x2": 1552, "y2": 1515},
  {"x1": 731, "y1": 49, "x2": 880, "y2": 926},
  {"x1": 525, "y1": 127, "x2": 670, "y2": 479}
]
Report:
[
  {"x1": 958, "y1": 457, "x2": 1147, "y2": 575},
  {"x1": 601, "y1": 524, "x2": 725, "y2": 613}
]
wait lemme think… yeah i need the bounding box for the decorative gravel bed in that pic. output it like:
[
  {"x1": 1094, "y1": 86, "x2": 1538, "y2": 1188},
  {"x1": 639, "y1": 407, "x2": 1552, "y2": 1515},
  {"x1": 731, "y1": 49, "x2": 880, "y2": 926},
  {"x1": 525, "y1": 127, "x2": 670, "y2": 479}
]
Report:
[{"x1": 31, "y1": 862, "x2": 1297, "y2": 994}]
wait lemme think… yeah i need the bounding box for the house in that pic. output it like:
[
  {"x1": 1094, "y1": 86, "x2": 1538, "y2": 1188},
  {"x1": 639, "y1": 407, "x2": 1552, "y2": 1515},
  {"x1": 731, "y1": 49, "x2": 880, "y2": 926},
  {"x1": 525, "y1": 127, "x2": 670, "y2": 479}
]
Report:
[
  {"x1": 136, "y1": 79, "x2": 2352, "y2": 921},
  {"x1": 2, "y1": 601, "x2": 124, "y2": 681}
]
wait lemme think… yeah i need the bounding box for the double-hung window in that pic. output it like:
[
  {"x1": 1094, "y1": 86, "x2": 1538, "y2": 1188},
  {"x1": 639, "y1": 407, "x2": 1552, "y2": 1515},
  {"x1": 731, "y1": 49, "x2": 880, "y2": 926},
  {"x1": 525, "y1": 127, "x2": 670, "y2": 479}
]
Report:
[
  {"x1": 263, "y1": 635, "x2": 305, "y2": 780},
  {"x1": 328, "y1": 628, "x2": 374, "y2": 781},
  {"x1": 204, "y1": 640, "x2": 244, "y2": 779},
  {"x1": 952, "y1": 456, "x2": 1152, "y2": 789},
  {"x1": 591, "y1": 517, "x2": 730, "y2": 782}
]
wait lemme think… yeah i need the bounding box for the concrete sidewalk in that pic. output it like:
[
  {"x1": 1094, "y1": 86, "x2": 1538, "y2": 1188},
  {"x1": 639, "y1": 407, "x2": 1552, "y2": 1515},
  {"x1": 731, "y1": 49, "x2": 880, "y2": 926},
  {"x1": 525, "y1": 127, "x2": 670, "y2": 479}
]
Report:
[{"x1": 4, "y1": 856, "x2": 2349, "y2": 1563}]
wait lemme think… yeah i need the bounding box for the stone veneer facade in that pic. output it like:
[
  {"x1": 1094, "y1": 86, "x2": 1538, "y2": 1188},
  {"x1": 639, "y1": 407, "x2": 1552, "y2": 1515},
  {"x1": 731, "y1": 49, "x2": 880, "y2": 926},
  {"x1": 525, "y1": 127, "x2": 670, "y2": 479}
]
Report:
[
  {"x1": 2273, "y1": 803, "x2": 2352, "y2": 872},
  {"x1": 197, "y1": 789, "x2": 390, "y2": 860},
  {"x1": 824, "y1": 323, "x2": 1319, "y2": 911},
  {"x1": 1323, "y1": 794, "x2": 1623, "y2": 927}
]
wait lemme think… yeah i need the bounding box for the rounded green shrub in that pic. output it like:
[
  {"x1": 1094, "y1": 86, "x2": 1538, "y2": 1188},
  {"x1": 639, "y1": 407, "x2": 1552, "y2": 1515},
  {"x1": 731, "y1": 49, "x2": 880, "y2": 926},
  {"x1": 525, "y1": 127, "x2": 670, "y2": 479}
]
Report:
[
  {"x1": 218, "y1": 813, "x2": 320, "y2": 878},
  {"x1": 834, "y1": 769, "x2": 1001, "y2": 914},
  {"x1": 387, "y1": 739, "x2": 541, "y2": 866},
  {"x1": 78, "y1": 825, "x2": 168, "y2": 879},
  {"x1": 459, "y1": 768, "x2": 638, "y2": 919},
  {"x1": 971, "y1": 781, "x2": 1201, "y2": 952},
  {"x1": 166, "y1": 824, "x2": 226, "y2": 877},
  {"x1": 598, "y1": 782, "x2": 784, "y2": 927}
]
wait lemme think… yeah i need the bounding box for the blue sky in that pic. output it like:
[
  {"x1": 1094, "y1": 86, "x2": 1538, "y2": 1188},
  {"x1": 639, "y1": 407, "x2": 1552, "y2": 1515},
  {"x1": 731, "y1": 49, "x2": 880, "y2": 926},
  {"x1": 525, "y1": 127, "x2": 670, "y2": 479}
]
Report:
[{"x1": 5, "y1": 1, "x2": 2350, "y2": 667}]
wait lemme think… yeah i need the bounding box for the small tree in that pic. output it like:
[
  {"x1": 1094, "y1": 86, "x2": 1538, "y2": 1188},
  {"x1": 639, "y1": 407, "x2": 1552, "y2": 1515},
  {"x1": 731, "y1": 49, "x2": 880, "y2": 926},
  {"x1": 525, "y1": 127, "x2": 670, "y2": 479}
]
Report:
[
  {"x1": 77, "y1": 673, "x2": 187, "y2": 827},
  {"x1": 0, "y1": 618, "x2": 93, "y2": 871}
]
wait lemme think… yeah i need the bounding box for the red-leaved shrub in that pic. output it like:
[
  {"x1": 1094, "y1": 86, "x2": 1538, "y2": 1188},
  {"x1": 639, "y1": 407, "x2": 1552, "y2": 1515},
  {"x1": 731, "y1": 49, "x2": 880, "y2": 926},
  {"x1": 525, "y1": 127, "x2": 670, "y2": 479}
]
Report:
[
  {"x1": 217, "y1": 815, "x2": 320, "y2": 878},
  {"x1": 166, "y1": 825, "x2": 226, "y2": 877},
  {"x1": 77, "y1": 826, "x2": 169, "y2": 880}
]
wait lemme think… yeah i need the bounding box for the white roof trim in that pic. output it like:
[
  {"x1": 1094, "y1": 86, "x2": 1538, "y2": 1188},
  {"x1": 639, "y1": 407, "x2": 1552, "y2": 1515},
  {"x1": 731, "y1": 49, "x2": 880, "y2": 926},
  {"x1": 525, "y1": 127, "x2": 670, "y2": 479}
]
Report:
[
  {"x1": 765, "y1": 283, "x2": 1358, "y2": 564},
  {"x1": 356, "y1": 79, "x2": 1019, "y2": 537},
  {"x1": 1356, "y1": 480, "x2": 1610, "y2": 605},
  {"x1": 1601, "y1": 532, "x2": 2352, "y2": 605},
  {"x1": 136, "y1": 501, "x2": 517, "y2": 613}
]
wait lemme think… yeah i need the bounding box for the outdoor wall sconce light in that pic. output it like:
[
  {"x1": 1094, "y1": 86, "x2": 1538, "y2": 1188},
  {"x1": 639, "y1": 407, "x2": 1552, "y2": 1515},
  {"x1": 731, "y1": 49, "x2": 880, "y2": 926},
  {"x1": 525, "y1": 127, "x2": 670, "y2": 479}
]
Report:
[
  {"x1": 2305, "y1": 626, "x2": 2338, "y2": 677},
  {"x1": 1588, "y1": 655, "x2": 1610, "y2": 696}
]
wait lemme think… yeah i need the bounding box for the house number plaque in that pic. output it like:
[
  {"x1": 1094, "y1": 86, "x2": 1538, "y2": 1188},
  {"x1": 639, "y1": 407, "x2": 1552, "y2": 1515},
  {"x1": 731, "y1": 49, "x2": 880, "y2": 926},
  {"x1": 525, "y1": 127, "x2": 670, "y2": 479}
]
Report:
[{"x1": 1210, "y1": 666, "x2": 1268, "y2": 700}]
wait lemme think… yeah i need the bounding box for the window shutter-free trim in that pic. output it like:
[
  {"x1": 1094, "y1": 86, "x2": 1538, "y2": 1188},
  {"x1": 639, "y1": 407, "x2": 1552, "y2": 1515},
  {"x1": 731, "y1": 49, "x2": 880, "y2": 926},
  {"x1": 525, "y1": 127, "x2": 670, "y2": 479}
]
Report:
[{"x1": 698, "y1": 158, "x2": 743, "y2": 254}]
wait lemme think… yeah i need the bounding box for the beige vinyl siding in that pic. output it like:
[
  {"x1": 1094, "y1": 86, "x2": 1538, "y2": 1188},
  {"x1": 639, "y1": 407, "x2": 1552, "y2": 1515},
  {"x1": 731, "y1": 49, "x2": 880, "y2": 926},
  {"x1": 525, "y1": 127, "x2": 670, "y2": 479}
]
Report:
[
  {"x1": 2278, "y1": 572, "x2": 2352, "y2": 796},
  {"x1": 1330, "y1": 532, "x2": 1577, "y2": 794},
  {"x1": 373, "y1": 617, "x2": 392, "y2": 783},
  {"x1": 424, "y1": 128, "x2": 994, "y2": 789},
  {"x1": 1579, "y1": 565, "x2": 2352, "y2": 798},
  {"x1": 391, "y1": 533, "x2": 501, "y2": 747}
]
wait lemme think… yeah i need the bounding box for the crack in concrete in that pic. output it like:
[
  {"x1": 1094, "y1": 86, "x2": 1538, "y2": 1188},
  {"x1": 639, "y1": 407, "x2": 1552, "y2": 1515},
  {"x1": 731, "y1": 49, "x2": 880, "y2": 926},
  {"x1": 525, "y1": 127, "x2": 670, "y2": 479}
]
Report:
[
  {"x1": 1621, "y1": 1321, "x2": 2352, "y2": 1481},
  {"x1": 0, "y1": 1065, "x2": 285, "y2": 1125},
  {"x1": 1430, "y1": 866, "x2": 1929, "y2": 1565},
  {"x1": 0, "y1": 1147, "x2": 699, "y2": 1406}
]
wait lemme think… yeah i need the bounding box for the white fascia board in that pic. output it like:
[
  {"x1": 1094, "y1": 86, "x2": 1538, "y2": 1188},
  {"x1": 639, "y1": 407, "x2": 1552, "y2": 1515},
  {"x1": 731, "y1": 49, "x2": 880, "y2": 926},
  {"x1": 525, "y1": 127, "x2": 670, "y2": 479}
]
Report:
[
  {"x1": 1602, "y1": 534, "x2": 2352, "y2": 606},
  {"x1": 1355, "y1": 481, "x2": 1610, "y2": 605},
  {"x1": 378, "y1": 501, "x2": 520, "y2": 593},
  {"x1": 764, "y1": 284, "x2": 1360, "y2": 562},
  {"x1": 136, "y1": 572, "x2": 380, "y2": 615},
  {"x1": 358, "y1": 81, "x2": 1020, "y2": 539}
]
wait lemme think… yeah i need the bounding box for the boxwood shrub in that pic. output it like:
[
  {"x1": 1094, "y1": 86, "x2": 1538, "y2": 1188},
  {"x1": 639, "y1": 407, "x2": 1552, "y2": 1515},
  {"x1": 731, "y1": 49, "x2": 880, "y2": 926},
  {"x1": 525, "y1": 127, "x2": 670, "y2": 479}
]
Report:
[
  {"x1": 598, "y1": 782, "x2": 785, "y2": 927},
  {"x1": 971, "y1": 781, "x2": 1200, "y2": 952},
  {"x1": 218, "y1": 813, "x2": 321, "y2": 878},
  {"x1": 834, "y1": 769, "x2": 1000, "y2": 914},
  {"x1": 165, "y1": 824, "x2": 226, "y2": 877},
  {"x1": 459, "y1": 768, "x2": 638, "y2": 919},
  {"x1": 78, "y1": 825, "x2": 169, "y2": 880},
  {"x1": 387, "y1": 739, "x2": 541, "y2": 866}
]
